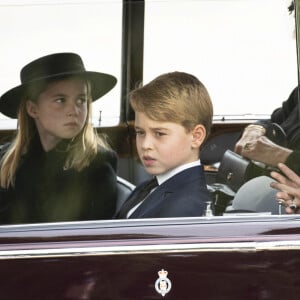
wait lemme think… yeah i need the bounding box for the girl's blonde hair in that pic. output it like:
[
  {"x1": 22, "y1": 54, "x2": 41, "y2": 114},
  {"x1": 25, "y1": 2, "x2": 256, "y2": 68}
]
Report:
[
  {"x1": 130, "y1": 71, "x2": 213, "y2": 135},
  {"x1": 0, "y1": 75, "x2": 110, "y2": 188}
]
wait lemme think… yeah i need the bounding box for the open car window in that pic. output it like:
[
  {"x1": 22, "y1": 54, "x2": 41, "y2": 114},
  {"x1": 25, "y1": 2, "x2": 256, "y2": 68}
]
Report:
[
  {"x1": 0, "y1": 0, "x2": 298, "y2": 227},
  {"x1": 144, "y1": 0, "x2": 297, "y2": 119},
  {"x1": 0, "y1": 0, "x2": 122, "y2": 128}
]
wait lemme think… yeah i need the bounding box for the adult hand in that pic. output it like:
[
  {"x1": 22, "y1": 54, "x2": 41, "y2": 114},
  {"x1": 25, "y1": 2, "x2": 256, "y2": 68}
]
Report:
[
  {"x1": 235, "y1": 125, "x2": 265, "y2": 155},
  {"x1": 270, "y1": 163, "x2": 300, "y2": 214},
  {"x1": 236, "y1": 135, "x2": 292, "y2": 167}
]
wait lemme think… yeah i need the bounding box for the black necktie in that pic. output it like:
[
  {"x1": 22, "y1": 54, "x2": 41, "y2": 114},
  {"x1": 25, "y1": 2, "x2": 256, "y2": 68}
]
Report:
[{"x1": 116, "y1": 177, "x2": 158, "y2": 218}]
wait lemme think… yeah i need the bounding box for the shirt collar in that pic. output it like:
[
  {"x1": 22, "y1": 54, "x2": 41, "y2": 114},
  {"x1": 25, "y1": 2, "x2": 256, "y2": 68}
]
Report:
[{"x1": 156, "y1": 159, "x2": 201, "y2": 185}]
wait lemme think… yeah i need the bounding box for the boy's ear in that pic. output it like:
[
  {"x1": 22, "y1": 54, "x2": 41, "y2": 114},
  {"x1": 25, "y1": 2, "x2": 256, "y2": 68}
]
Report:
[
  {"x1": 26, "y1": 100, "x2": 38, "y2": 118},
  {"x1": 191, "y1": 124, "x2": 206, "y2": 148}
]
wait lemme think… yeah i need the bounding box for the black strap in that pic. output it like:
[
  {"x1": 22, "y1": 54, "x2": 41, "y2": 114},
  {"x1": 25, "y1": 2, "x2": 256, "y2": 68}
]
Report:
[{"x1": 116, "y1": 177, "x2": 158, "y2": 218}]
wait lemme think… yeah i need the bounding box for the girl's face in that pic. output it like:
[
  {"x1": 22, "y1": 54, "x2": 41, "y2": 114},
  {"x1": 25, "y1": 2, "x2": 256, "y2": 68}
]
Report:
[{"x1": 26, "y1": 77, "x2": 88, "y2": 151}]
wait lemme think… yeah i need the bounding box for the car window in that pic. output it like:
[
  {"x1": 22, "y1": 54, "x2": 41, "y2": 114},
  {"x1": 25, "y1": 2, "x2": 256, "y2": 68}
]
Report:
[
  {"x1": 0, "y1": 0, "x2": 122, "y2": 128},
  {"x1": 144, "y1": 0, "x2": 297, "y2": 119},
  {"x1": 0, "y1": 0, "x2": 298, "y2": 227}
]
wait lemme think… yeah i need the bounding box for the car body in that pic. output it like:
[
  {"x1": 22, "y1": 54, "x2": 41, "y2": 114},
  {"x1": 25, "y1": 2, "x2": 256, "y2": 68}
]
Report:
[{"x1": 1, "y1": 215, "x2": 300, "y2": 299}]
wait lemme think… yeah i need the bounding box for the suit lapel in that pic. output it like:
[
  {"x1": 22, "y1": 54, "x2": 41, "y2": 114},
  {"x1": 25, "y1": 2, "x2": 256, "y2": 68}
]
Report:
[
  {"x1": 130, "y1": 166, "x2": 203, "y2": 218},
  {"x1": 129, "y1": 184, "x2": 170, "y2": 218}
]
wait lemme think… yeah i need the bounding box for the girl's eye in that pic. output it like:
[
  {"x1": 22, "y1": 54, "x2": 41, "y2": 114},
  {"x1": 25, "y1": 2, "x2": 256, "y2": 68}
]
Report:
[
  {"x1": 55, "y1": 98, "x2": 65, "y2": 103},
  {"x1": 77, "y1": 97, "x2": 87, "y2": 105}
]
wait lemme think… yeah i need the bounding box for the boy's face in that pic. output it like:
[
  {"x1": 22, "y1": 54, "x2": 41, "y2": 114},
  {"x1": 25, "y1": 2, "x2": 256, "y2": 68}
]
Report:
[{"x1": 135, "y1": 112, "x2": 203, "y2": 176}]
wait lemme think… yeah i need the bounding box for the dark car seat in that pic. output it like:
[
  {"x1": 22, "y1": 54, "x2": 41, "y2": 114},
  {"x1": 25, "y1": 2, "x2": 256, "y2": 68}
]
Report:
[{"x1": 116, "y1": 176, "x2": 136, "y2": 211}]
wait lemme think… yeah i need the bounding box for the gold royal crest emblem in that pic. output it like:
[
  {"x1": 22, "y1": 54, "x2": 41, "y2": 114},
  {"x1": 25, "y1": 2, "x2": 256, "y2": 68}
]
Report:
[{"x1": 155, "y1": 269, "x2": 172, "y2": 297}]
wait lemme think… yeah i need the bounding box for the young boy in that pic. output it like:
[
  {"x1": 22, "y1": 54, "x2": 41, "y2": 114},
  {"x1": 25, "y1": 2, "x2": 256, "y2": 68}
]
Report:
[{"x1": 115, "y1": 71, "x2": 213, "y2": 219}]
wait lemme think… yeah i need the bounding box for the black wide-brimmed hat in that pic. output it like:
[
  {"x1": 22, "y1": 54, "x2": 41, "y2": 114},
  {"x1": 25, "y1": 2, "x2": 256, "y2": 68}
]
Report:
[{"x1": 0, "y1": 52, "x2": 117, "y2": 118}]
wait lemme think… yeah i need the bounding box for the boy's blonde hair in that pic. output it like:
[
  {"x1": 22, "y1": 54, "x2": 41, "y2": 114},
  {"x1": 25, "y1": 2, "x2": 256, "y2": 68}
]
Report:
[
  {"x1": 130, "y1": 71, "x2": 213, "y2": 136},
  {"x1": 0, "y1": 75, "x2": 110, "y2": 188}
]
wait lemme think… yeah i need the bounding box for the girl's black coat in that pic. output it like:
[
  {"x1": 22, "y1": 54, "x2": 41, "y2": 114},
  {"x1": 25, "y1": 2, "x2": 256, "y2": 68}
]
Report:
[{"x1": 0, "y1": 138, "x2": 117, "y2": 224}]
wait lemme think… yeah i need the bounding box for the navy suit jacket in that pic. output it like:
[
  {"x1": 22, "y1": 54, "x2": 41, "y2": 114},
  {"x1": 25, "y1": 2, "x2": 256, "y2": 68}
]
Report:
[{"x1": 117, "y1": 165, "x2": 211, "y2": 219}]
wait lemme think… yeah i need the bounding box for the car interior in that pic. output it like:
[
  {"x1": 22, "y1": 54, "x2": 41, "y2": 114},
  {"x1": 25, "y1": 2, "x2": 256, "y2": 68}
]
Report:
[{"x1": 0, "y1": 0, "x2": 298, "y2": 221}]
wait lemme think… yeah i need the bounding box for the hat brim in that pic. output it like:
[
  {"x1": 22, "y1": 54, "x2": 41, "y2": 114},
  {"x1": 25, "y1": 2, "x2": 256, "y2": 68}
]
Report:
[{"x1": 0, "y1": 71, "x2": 117, "y2": 118}]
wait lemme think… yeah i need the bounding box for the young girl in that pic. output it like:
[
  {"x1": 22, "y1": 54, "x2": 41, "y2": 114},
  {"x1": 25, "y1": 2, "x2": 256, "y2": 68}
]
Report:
[{"x1": 0, "y1": 52, "x2": 118, "y2": 224}]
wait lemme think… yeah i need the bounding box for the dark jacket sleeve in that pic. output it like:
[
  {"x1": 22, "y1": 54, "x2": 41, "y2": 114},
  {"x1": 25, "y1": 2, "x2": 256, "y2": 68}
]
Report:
[
  {"x1": 253, "y1": 87, "x2": 299, "y2": 147},
  {"x1": 253, "y1": 87, "x2": 298, "y2": 128},
  {"x1": 285, "y1": 150, "x2": 300, "y2": 175},
  {"x1": 270, "y1": 87, "x2": 298, "y2": 124}
]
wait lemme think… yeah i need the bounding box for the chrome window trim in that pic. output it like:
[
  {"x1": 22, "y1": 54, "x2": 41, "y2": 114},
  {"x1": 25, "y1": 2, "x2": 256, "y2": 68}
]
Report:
[
  {"x1": 1, "y1": 240, "x2": 300, "y2": 260},
  {"x1": 0, "y1": 214, "x2": 300, "y2": 231}
]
